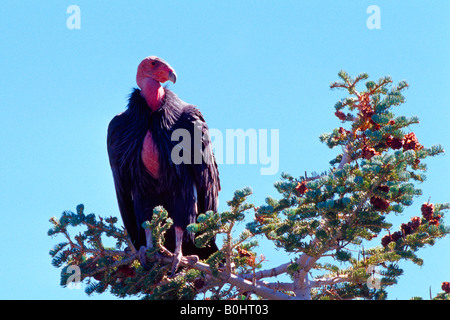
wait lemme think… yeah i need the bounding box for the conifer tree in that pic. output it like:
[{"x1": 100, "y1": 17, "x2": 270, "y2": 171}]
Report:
[{"x1": 49, "y1": 72, "x2": 449, "y2": 300}]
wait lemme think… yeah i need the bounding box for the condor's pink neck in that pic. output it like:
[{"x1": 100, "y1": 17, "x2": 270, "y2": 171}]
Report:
[{"x1": 138, "y1": 77, "x2": 165, "y2": 111}]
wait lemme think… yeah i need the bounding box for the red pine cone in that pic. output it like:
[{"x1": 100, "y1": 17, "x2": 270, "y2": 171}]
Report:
[
  {"x1": 401, "y1": 216, "x2": 422, "y2": 236},
  {"x1": 370, "y1": 196, "x2": 390, "y2": 210},
  {"x1": 403, "y1": 132, "x2": 423, "y2": 151},
  {"x1": 295, "y1": 181, "x2": 308, "y2": 195},
  {"x1": 391, "y1": 231, "x2": 402, "y2": 242},
  {"x1": 442, "y1": 282, "x2": 450, "y2": 294},
  {"x1": 335, "y1": 111, "x2": 347, "y2": 121},
  {"x1": 401, "y1": 223, "x2": 412, "y2": 236},
  {"x1": 410, "y1": 216, "x2": 421, "y2": 230},
  {"x1": 429, "y1": 216, "x2": 441, "y2": 226},
  {"x1": 383, "y1": 216, "x2": 422, "y2": 247},
  {"x1": 362, "y1": 145, "x2": 379, "y2": 160},
  {"x1": 381, "y1": 234, "x2": 392, "y2": 247},
  {"x1": 377, "y1": 185, "x2": 390, "y2": 193},
  {"x1": 386, "y1": 135, "x2": 403, "y2": 150},
  {"x1": 421, "y1": 203, "x2": 435, "y2": 220},
  {"x1": 381, "y1": 231, "x2": 403, "y2": 247}
]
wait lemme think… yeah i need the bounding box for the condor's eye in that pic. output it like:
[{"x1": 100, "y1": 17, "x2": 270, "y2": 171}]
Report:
[{"x1": 151, "y1": 61, "x2": 156, "y2": 66}]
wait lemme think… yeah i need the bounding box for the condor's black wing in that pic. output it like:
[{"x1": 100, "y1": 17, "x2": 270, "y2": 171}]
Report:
[
  {"x1": 180, "y1": 105, "x2": 221, "y2": 216},
  {"x1": 107, "y1": 113, "x2": 141, "y2": 249}
]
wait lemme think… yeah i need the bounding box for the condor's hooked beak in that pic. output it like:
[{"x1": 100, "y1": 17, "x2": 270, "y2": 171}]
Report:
[{"x1": 168, "y1": 70, "x2": 177, "y2": 84}]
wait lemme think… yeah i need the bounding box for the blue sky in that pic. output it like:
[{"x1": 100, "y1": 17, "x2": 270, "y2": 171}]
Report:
[{"x1": 0, "y1": 1, "x2": 448, "y2": 300}]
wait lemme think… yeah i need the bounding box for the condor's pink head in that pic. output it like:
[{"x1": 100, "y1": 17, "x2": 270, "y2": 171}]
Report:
[
  {"x1": 136, "y1": 56, "x2": 177, "y2": 88},
  {"x1": 135, "y1": 56, "x2": 177, "y2": 110}
]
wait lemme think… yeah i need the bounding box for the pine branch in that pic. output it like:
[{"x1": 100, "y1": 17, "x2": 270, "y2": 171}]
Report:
[{"x1": 49, "y1": 71, "x2": 449, "y2": 300}]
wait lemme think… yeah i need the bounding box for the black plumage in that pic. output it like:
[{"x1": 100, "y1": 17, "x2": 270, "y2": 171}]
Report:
[{"x1": 107, "y1": 88, "x2": 220, "y2": 259}]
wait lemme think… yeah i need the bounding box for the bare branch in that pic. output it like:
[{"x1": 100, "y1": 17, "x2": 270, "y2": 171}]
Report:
[
  {"x1": 149, "y1": 252, "x2": 297, "y2": 300},
  {"x1": 241, "y1": 261, "x2": 290, "y2": 281},
  {"x1": 311, "y1": 274, "x2": 353, "y2": 287}
]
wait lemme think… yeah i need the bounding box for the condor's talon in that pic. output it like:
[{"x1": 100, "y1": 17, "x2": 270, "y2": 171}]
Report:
[
  {"x1": 139, "y1": 246, "x2": 163, "y2": 270},
  {"x1": 139, "y1": 246, "x2": 151, "y2": 270},
  {"x1": 185, "y1": 254, "x2": 199, "y2": 266},
  {"x1": 170, "y1": 251, "x2": 183, "y2": 277},
  {"x1": 138, "y1": 246, "x2": 161, "y2": 271},
  {"x1": 170, "y1": 254, "x2": 199, "y2": 277}
]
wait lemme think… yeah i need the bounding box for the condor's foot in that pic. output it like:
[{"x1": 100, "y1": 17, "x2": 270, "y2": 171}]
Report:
[
  {"x1": 170, "y1": 227, "x2": 199, "y2": 277},
  {"x1": 138, "y1": 246, "x2": 161, "y2": 270},
  {"x1": 170, "y1": 253, "x2": 199, "y2": 277}
]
